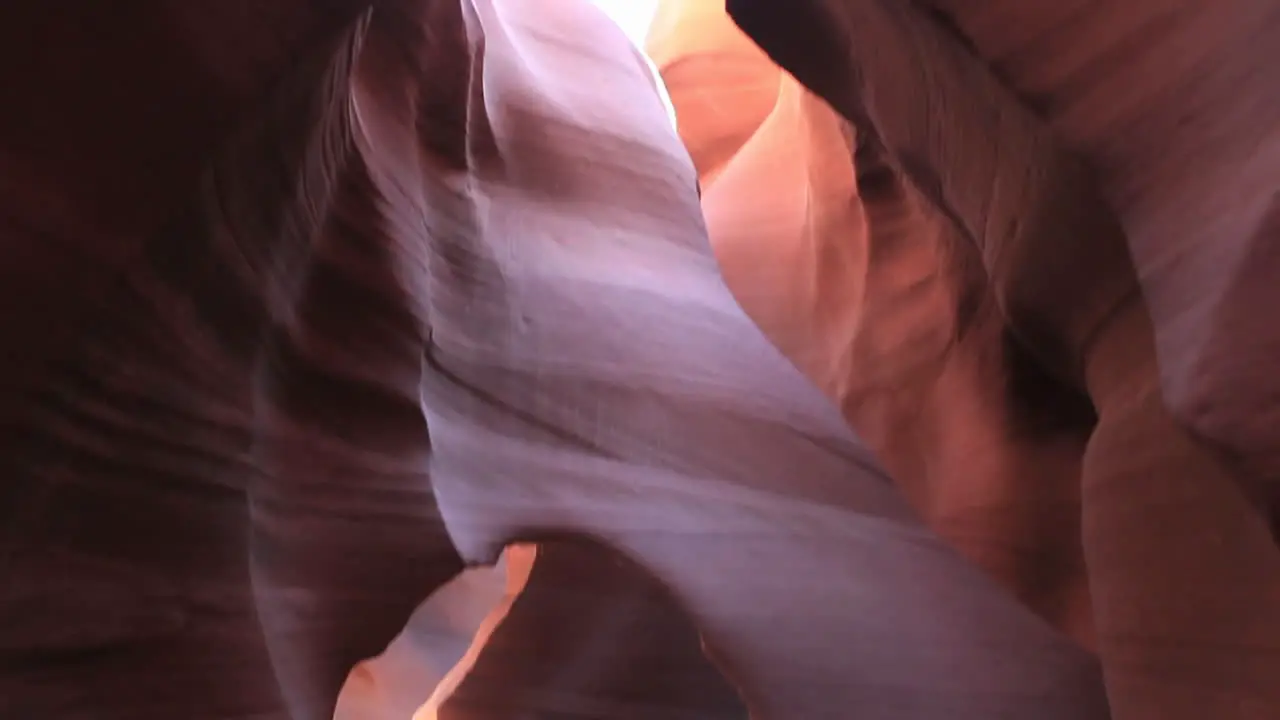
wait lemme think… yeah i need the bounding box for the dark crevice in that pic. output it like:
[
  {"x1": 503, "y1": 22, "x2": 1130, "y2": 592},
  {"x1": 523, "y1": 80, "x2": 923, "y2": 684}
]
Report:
[{"x1": 1003, "y1": 328, "x2": 1097, "y2": 440}]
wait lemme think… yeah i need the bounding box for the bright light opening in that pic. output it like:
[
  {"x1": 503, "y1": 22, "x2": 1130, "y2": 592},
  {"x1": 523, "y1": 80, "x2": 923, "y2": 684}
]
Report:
[{"x1": 589, "y1": 0, "x2": 661, "y2": 48}]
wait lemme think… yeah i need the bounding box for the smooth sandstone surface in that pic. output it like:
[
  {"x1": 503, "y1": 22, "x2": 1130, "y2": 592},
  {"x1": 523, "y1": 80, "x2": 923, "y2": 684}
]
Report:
[
  {"x1": 381, "y1": 2, "x2": 1105, "y2": 718},
  {"x1": 727, "y1": 0, "x2": 1280, "y2": 718},
  {"x1": 650, "y1": 0, "x2": 1097, "y2": 645},
  {"x1": 0, "y1": 0, "x2": 1276, "y2": 719}
]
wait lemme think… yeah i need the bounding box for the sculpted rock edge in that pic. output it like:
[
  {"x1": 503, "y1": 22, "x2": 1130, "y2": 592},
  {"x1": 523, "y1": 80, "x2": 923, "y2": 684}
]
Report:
[{"x1": 1, "y1": 1, "x2": 1276, "y2": 720}]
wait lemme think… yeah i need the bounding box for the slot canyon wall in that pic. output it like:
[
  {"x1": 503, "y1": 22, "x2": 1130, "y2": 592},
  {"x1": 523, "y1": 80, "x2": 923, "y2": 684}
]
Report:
[{"x1": 1, "y1": 1, "x2": 1277, "y2": 719}]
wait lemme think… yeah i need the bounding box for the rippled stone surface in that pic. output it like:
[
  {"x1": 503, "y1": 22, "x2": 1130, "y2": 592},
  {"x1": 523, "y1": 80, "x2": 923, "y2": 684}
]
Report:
[{"x1": 1, "y1": 1, "x2": 1276, "y2": 719}]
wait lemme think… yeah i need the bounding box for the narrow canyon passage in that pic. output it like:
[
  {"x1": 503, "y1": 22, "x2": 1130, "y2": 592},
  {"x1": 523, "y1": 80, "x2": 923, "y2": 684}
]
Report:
[{"x1": 1, "y1": 1, "x2": 1277, "y2": 719}]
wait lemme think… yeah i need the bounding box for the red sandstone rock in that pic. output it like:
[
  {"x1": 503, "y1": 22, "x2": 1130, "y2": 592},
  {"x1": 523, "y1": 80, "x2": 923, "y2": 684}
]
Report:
[{"x1": 1, "y1": 0, "x2": 1276, "y2": 719}]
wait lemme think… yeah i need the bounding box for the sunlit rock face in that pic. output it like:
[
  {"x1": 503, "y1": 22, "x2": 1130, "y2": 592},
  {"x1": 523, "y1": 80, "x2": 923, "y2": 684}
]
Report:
[
  {"x1": 590, "y1": 0, "x2": 661, "y2": 48},
  {"x1": 1, "y1": 0, "x2": 1277, "y2": 719},
  {"x1": 649, "y1": 0, "x2": 1097, "y2": 645},
  {"x1": 725, "y1": 0, "x2": 1280, "y2": 718}
]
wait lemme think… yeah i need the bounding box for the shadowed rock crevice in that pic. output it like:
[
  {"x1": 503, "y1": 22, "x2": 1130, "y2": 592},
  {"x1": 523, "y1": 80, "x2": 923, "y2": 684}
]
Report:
[
  {"x1": 439, "y1": 540, "x2": 746, "y2": 720},
  {"x1": 654, "y1": 0, "x2": 1097, "y2": 648},
  {"x1": 726, "y1": 0, "x2": 1280, "y2": 718},
  {"x1": 4, "y1": 0, "x2": 1280, "y2": 719}
]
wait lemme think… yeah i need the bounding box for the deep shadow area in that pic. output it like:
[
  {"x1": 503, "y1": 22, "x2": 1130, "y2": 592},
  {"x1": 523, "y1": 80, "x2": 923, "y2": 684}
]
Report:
[{"x1": 440, "y1": 539, "x2": 746, "y2": 720}]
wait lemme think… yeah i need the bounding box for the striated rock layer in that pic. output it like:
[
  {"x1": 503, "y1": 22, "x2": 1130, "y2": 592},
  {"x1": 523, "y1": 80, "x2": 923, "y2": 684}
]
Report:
[
  {"x1": 0, "y1": 0, "x2": 1276, "y2": 719},
  {"x1": 727, "y1": 0, "x2": 1280, "y2": 718},
  {"x1": 650, "y1": 0, "x2": 1097, "y2": 646}
]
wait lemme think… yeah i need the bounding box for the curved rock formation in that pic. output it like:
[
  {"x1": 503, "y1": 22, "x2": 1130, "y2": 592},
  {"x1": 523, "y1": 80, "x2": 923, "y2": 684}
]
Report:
[
  {"x1": 726, "y1": 0, "x2": 1280, "y2": 718},
  {"x1": 650, "y1": 0, "x2": 1097, "y2": 645},
  {"x1": 2, "y1": 3, "x2": 460, "y2": 718},
  {"x1": 1, "y1": 0, "x2": 1277, "y2": 719},
  {"x1": 416, "y1": 3, "x2": 1104, "y2": 719}
]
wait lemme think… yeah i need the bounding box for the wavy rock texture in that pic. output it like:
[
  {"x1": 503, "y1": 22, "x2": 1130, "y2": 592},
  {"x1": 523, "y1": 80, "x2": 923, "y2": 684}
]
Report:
[
  {"x1": 0, "y1": 1, "x2": 1276, "y2": 720},
  {"x1": 650, "y1": 0, "x2": 1098, "y2": 646},
  {"x1": 727, "y1": 0, "x2": 1280, "y2": 718},
  {"x1": 1, "y1": 4, "x2": 461, "y2": 719}
]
